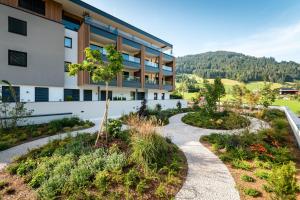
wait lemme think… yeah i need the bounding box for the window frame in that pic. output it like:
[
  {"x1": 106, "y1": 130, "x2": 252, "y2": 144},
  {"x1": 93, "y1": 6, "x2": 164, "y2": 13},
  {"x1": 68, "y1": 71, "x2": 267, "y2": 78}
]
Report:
[
  {"x1": 154, "y1": 92, "x2": 158, "y2": 100},
  {"x1": 83, "y1": 90, "x2": 93, "y2": 101},
  {"x1": 35, "y1": 87, "x2": 49, "y2": 102},
  {"x1": 162, "y1": 93, "x2": 165, "y2": 100},
  {"x1": 64, "y1": 37, "x2": 72, "y2": 48},
  {"x1": 2, "y1": 86, "x2": 20, "y2": 102},
  {"x1": 8, "y1": 50, "x2": 27, "y2": 67},
  {"x1": 8, "y1": 17, "x2": 27, "y2": 36}
]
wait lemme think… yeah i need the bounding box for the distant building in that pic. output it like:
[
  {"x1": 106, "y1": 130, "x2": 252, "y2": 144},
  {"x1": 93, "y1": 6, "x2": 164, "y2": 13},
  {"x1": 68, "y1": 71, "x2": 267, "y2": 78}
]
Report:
[{"x1": 279, "y1": 88, "x2": 299, "y2": 95}]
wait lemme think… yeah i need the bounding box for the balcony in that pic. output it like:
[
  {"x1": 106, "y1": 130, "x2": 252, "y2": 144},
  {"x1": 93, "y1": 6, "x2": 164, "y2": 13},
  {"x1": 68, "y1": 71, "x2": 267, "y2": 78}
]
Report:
[
  {"x1": 162, "y1": 65, "x2": 173, "y2": 76},
  {"x1": 91, "y1": 77, "x2": 117, "y2": 86},
  {"x1": 123, "y1": 75, "x2": 141, "y2": 88},
  {"x1": 145, "y1": 79, "x2": 159, "y2": 89},
  {"x1": 122, "y1": 54, "x2": 141, "y2": 69},
  {"x1": 163, "y1": 80, "x2": 173, "y2": 91},
  {"x1": 145, "y1": 61, "x2": 159, "y2": 73}
]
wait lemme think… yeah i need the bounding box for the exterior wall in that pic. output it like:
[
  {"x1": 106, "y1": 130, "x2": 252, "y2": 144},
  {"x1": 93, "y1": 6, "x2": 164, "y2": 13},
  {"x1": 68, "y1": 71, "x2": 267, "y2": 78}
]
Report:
[
  {"x1": 20, "y1": 99, "x2": 187, "y2": 124},
  {"x1": 0, "y1": 4, "x2": 65, "y2": 87}
]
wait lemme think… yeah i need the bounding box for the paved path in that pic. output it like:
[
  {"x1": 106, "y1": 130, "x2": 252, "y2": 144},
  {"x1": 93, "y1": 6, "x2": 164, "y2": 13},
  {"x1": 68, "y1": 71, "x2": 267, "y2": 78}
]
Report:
[
  {"x1": 0, "y1": 124, "x2": 99, "y2": 171},
  {"x1": 159, "y1": 113, "x2": 269, "y2": 200}
]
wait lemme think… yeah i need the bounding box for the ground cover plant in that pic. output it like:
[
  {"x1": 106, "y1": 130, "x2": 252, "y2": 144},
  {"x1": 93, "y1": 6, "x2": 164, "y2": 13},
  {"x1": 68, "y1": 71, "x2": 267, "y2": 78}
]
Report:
[
  {"x1": 0, "y1": 117, "x2": 94, "y2": 151},
  {"x1": 182, "y1": 108, "x2": 250, "y2": 130},
  {"x1": 0, "y1": 116, "x2": 187, "y2": 199},
  {"x1": 201, "y1": 109, "x2": 300, "y2": 199}
]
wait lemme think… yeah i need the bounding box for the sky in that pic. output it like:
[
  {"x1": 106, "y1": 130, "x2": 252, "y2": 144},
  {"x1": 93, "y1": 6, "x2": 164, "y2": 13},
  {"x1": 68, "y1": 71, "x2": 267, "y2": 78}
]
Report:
[{"x1": 83, "y1": 0, "x2": 300, "y2": 62}]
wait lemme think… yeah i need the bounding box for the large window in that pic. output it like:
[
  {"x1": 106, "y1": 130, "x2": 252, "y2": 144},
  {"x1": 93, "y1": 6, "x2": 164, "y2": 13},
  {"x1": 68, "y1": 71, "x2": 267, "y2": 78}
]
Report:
[
  {"x1": 8, "y1": 50, "x2": 27, "y2": 67},
  {"x1": 154, "y1": 93, "x2": 158, "y2": 100},
  {"x1": 64, "y1": 89, "x2": 79, "y2": 101},
  {"x1": 162, "y1": 93, "x2": 165, "y2": 100},
  {"x1": 19, "y1": 0, "x2": 45, "y2": 15},
  {"x1": 137, "y1": 92, "x2": 145, "y2": 100},
  {"x1": 35, "y1": 87, "x2": 49, "y2": 102},
  {"x1": 84, "y1": 90, "x2": 92, "y2": 101},
  {"x1": 8, "y1": 17, "x2": 27, "y2": 36},
  {"x1": 100, "y1": 90, "x2": 112, "y2": 101},
  {"x1": 64, "y1": 37, "x2": 72, "y2": 48},
  {"x1": 2, "y1": 86, "x2": 20, "y2": 102}
]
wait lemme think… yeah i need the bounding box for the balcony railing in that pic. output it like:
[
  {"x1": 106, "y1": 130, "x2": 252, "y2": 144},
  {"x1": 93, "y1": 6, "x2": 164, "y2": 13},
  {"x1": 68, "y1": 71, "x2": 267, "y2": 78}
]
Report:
[
  {"x1": 145, "y1": 61, "x2": 158, "y2": 68},
  {"x1": 163, "y1": 80, "x2": 172, "y2": 85},
  {"x1": 122, "y1": 54, "x2": 140, "y2": 64},
  {"x1": 85, "y1": 16, "x2": 173, "y2": 56},
  {"x1": 162, "y1": 65, "x2": 173, "y2": 72},
  {"x1": 123, "y1": 75, "x2": 141, "y2": 88},
  {"x1": 145, "y1": 79, "x2": 159, "y2": 85}
]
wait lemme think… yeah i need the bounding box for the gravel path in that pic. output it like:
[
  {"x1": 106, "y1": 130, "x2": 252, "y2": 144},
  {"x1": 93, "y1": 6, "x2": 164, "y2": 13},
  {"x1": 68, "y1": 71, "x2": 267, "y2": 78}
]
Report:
[
  {"x1": 0, "y1": 124, "x2": 99, "y2": 171},
  {"x1": 159, "y1": 113, "x2": 269, "y2": 200}
]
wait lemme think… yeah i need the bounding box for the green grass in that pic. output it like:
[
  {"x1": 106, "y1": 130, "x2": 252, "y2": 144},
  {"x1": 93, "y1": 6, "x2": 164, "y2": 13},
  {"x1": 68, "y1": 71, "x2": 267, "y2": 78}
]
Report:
[{"x1": 273, "y1": 99, "x2": 300, "y2": 114}]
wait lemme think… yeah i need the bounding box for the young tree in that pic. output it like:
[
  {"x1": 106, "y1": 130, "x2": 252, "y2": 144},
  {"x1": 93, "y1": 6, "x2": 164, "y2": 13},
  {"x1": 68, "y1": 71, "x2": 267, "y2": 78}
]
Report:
[
  {"x1": 68, "y1": 46, "x2": 123, "y2": 145},
  {"x1": 231, "y1": 84, "x2": 247, "y2": 111},
  {"x1": 245, "y1": 89, "x2": 260, "y2": 110},
  {"x1": 202, "y1": 79, "x2": 218, "y2": 114},
  {"x1": 214, "y1": 77, "x2": 226, "y2": 111},
  {"x1": 260, "y1": 83, "x2": 276, "y2": 108},
  {"x1": 177, "y1": 80, "x2": 188, "y2": 97}
]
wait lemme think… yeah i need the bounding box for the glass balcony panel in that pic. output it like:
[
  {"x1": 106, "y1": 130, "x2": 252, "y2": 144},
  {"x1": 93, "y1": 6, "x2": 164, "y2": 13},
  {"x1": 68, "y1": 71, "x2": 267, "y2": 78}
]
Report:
[
  {"x1": 145, "y1": 60, "x2": 158, "y2": 68},
  {"x1": 162, "y1": 65, "x2": 173, "y2": 72}
]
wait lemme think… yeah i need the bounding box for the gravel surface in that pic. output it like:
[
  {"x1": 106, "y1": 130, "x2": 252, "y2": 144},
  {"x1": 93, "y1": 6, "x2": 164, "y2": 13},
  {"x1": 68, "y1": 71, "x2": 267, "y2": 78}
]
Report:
[{"x1": 159, "y1": 113, "x2": 269, "y2": 200}]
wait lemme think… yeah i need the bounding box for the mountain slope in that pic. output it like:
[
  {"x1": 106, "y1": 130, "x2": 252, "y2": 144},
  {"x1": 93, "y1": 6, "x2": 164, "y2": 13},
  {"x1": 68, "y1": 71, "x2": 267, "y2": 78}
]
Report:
[{"x1": 176, "y1": 51, "x2": 300, "y2": 82}]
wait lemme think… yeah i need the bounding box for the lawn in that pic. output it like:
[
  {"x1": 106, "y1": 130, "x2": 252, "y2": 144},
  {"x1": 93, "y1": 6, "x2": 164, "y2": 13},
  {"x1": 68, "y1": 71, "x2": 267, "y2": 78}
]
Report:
[{"x1": 273, "y1": 99, "x2": 300, "y2": 114}]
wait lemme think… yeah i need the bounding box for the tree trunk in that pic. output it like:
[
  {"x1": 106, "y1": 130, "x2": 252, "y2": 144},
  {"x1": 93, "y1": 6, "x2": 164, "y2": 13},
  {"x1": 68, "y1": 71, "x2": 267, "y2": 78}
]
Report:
[{"x1": 95, "y1": 81, "x2": 110, "y2": 146}]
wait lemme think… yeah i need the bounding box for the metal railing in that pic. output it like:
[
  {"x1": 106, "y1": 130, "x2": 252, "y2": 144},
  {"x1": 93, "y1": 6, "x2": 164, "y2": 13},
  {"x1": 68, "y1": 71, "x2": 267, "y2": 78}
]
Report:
[
  {"x1": 145, "y1": 79, "x2": 159, "y2": 85},
  {"x1": 122, "y1": 54, "x2": 140, "y2": 64},
  {"x1": 145, "y1": 60, "x2": 158, "y2": 68},
  {"x1": 162, "y1": 65, "x2": 173, "y2": 72},
  {"x1": 123, "y1": 75, "x2": 140, "y2": 82}
]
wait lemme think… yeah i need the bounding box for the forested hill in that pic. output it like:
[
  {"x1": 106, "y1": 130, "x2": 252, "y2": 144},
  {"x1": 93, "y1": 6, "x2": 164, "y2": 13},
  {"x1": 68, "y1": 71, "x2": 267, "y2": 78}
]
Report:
[{"x1": 176, "y1": 51, "x2": 300, "y2": 83}]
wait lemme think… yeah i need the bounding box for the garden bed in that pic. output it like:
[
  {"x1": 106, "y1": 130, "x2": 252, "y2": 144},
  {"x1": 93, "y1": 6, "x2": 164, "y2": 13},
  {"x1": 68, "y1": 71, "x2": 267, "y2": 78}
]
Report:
[
  {"x1": 0, "y1": 117, "x2": 94, "y2": 151},
  {"x1": 182, "y1": 109, "x2": 250, "y2": 130},
  {"x1": 0, "y1": 117, "x2": 187, "y2": 199},
  {"x1": 201, "y1": 109, "x2": 300, "y2": 200}
]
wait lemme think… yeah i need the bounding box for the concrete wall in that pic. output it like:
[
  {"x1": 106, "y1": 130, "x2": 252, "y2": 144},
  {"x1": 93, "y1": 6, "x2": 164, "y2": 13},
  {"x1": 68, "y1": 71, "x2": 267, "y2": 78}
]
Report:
[
  {"x1": 281, "y1": 107, "x2": 300, "y2": 148},
  {"x1": 0, "y1": 4, "x2": 65, "y2": 87},
  {"x1": 20, "y1": 99, "x2": 187, "y2": 124}
]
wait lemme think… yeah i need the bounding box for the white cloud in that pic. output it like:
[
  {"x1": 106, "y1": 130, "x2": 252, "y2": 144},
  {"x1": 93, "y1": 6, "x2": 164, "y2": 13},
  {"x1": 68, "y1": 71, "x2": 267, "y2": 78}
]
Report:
[{"x1": 201, "y1": 21, "x2": 300, "y2": 62}]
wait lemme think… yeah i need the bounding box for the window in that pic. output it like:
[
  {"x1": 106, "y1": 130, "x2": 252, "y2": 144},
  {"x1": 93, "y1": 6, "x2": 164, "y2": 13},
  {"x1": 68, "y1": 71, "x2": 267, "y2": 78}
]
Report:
[
  {"x1": 62, "y1": 14, "x2": 80, "y2": 31},
  {"x1": 137, "y1": 92, "x2": 145, "y2": 100},
  {"x1": 64, "y1": 61, "x2": 71, "y2": 72},
  {"x1": 84, "y1": 90, "x2": 92, "y2": 101},
  {"x1": 162, "y1": 93, "x2": 165, "y2": 100},
  {"x1": 35, "y1": 87, "x2": 49, "y2": 102},
  {"x1": 130, "y1": 91, "x2": 136, "y2": 100},
  {"x1": 154, "y1": 93, "x2": 158, "y2": 100},
  {"x1": 100, "y1": 90, "x2": 112, "y2": 101},
  {"x1": 8, "y1": 50, "x2": 27, "y2": 67},
  {"x1": 64, "y1": 89, "x2": 79, "y2": 101},
  {"x1": 19, "y1": 0, "x2": 45, "y2": 15},
  {"x1": 2, "y1": 86, "x2": 20, "y2": 102},
  {"x1": 8, "y1": 17, "x2": 27, "y2": 36},
  {"x1": 64, "y1": 37, "x2": 72, "y2": 48},
  {"x1": 123, "y1": 71, "x2": 129, "y2": 78}
]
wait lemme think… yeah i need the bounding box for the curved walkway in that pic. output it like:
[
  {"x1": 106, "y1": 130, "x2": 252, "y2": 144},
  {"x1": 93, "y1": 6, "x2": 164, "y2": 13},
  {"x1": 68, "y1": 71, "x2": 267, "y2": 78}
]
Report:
[
  {"x1": 0, "y1": 124, "x2": 99, "y2": 171},
  {"x1": 159, "y1": 113, "x2": 269, "y2": 200}
]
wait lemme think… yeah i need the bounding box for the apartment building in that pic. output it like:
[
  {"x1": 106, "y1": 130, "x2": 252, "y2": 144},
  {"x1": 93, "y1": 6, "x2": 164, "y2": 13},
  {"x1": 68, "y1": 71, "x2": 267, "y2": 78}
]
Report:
[{"x1": 0, "y1": 0, "x2": 176, "y2": 103}]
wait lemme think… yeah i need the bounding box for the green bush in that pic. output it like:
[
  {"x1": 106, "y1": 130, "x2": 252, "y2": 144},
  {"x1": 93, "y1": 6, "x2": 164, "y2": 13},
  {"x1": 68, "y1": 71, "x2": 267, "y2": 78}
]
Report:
[
  {"x1": 261, "y1": 109, "x2": 286, "y2": 122},
  {"x1": 232, "y1": 160, "x2": 252, "y2": 171},
  {"x1": 136, "y1": 179, "x2": 148, "y2": 195},
  {"x1": 241, "y1": 174, "x2": 255, "y2": 182},
  {"x1": 244, "y1": 188, "x2": 261, "y2": 197},
  {"x1": 267, "y1": 162, "x2": 298, "y2": 200},
  {"x1": 68, "y1": 165, "x2": 93, "y2": 189},
  {"x1": 107, "y1": 119, "x2": 122, "y2": 139},
  {"x1": 105, "y1": 152, "x2": 127, "y2": 171},
  {"x1": 254, "y1": 169, "x2": 270, "y2": 180},
  {"x1": 94, "y1": 170, "x2": 110, "y2": 193},
  {"x1": 38, "y1": 175, "x2": 66, "y2": 199},
  {"x1": 16, "y1": 159, "x2": 36, "y2": 176},
  {"x1": 124, "y1": 168, "x2": 140, "y2": 188},
  {"x1": 155, "y1": 183, "x2": 167, "y2": 199},
  {"x1": 131, "y1": 133, "x2": 169, "y2": 171}
]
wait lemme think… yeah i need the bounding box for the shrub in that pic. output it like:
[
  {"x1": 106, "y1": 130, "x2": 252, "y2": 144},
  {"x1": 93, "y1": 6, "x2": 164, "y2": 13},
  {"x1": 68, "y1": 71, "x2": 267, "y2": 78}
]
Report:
[
  {"x1": 124, "y1": 168, "x2": 140, "y2": 188},
  {"x1": 107, "y1": 119, "x2": 122, "y2": 139},
  {"x1": 241, "y1": 174, "x2": 255, "y2": 182},
  {"x1": 136, "y1": 179, "x2": 148, "y2": 195},
  {"x1": 94, "y1": 170, "x2": 110, "y2": 193},
  {"x1": 16, "y1": 159, "x2": 36, "y2": 176},
  {"x1": 262, "y1": 184, "x2": 273, "y2": 193},
  {"x1": 176, "y1": 101, "x2": 182, "y2": 110},
  {"x1": 105, "y1": 152, "x2": 127, "y2": 171},
  {"x1": 38, "y1": 175, "x2": 66, "y2": 199},
  {"x1": 267, "y1": 162, "x2": 298, "y2": 200},
  {"x1": 272, "y1": 118, "x2": 289, "y2": 131},
  {"x1": 232, "y1": 160, "x2": 252, "y2": 171},
  {"x1": 261, "y1": 109, "x2": 286, "y2": 122},
  {"x1": 155, "y1": 104, "x2": 162, "y2": 112},
  {"x1": 244, "y1": 188, "x2": 261, "y2": 197},
  {"x1": 254, "y1": 169, "x2": 270, "y2": 180},
  {"x1": 68, "y1": 165, "x2": 93, "y2": 189},
  {"x1": 155, "y1": 183, "x2": 167, "y2": 199}
]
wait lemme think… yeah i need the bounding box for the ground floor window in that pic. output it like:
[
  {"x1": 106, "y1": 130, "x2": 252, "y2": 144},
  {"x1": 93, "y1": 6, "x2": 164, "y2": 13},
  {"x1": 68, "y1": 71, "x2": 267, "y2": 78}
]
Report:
[
  {"x1": 64, "y1": 89, "x2": 79, "y2": 101},
  {"x1": 137, "y1": 92, "x2": 145, "y2": 100},
  {"x1": 84, "y1": 90, "x2": 93, "y2": 101},
  {"x1": 1, "y1": 86, "x2": 20, "y2": 102},
  {"x1": 162, "y1": 93, "x2": 165, "y2": 100},
  {"x1": 130, "y1": 91, "x2": 136, "y2": 100},
  {"x1": 154, "y1": 93, "x2": 158, "y2": 100},
  {"x1": 100, "y1": 90, "x2": 112, "y2": 101},
  {"x1": 35, "y1": 87, "x2": 49, "y2": 102}
]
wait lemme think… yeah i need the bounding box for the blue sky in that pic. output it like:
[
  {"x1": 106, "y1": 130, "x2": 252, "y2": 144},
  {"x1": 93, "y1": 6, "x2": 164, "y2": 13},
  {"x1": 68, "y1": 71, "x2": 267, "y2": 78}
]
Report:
[{"x1": 83, "y1": 0, "x2": 300, "y2": 62}]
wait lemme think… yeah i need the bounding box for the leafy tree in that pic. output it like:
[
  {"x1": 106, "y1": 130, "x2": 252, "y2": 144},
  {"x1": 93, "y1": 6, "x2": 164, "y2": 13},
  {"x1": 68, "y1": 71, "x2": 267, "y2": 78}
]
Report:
[
  {"x1": 214, "y1": 77, "x2": 226, "y2": 111},
  {"x1": 260, "y1": 83, "x2": 276, "y2": 108},
  {"x1": 245, "y1": 89, "x2": 260, "y2": 110},
  {"x1": 202, "y1": 79, "x2": 218, "y2": 114},
  {"x1": 68, "y1": 46, "x2": 123, "y2": 145},
  {"x1": 177, "y1": 80, "x2": 188, "y2": 97},
  {"x1": 231, "y1": 84, "x2": 247, "y2": 109}
]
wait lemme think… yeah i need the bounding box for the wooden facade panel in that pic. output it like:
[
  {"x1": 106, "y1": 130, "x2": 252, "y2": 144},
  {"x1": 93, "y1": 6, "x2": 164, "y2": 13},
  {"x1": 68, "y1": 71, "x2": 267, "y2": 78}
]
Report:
[
  {"x1": 158, "y1": 52, "x2": 163, "y2": 90},
  {"x1": 45, "y1": 0, "x2": 62, "y2": 22},
  {"x1": 77, "y1": 23, "x2": 90, "y2": 86},
  {"x1": 0, "y1": 0, "x2": 17, "y2": 6},
  {"x1": 140, "y1": 46, "x2": 145, "y2": 89},
  {"x1": 172, "y1": 58, "x2": 176, "y2": 91},
  {"x1": 117, "y1": 36, "x2": 123, "y2": 87}
]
